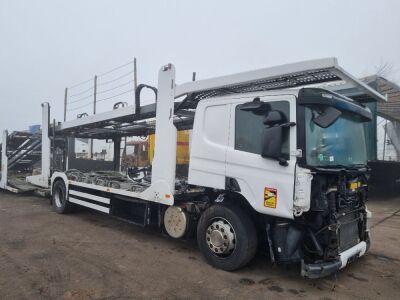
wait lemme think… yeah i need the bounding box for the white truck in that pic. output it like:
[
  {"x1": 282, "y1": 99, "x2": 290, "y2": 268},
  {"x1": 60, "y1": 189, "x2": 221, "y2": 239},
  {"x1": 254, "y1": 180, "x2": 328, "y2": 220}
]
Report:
[{"x1": 24, "y1": 58, "x2": 385, "y2": 278}]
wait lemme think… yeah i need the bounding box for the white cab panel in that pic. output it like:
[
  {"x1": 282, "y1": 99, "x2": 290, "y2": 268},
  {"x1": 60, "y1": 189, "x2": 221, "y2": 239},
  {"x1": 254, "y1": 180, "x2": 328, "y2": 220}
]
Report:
[{"x1": 188, "y1": 100, "x2": 231, "y2": 189}]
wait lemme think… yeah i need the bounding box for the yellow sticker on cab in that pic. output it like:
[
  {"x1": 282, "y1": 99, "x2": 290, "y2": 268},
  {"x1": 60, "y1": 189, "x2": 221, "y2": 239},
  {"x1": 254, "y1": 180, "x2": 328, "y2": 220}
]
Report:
[{"x1": 264, "y1": 187, "x2": 277, "y2": 208}]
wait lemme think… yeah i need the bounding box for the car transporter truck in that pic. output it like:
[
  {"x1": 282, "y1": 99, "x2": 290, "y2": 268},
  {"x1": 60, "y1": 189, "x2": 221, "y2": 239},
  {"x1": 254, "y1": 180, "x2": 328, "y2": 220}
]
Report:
[{"x1": 0, "y1": 58, "x2": 386, "y2": 278}]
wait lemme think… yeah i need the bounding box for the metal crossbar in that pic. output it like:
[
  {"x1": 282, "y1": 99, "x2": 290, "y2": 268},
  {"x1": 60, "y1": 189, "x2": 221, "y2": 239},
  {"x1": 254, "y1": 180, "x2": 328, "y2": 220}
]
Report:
[{"x1": 176, "y1": 57, "x2": 385, "y2": 103}]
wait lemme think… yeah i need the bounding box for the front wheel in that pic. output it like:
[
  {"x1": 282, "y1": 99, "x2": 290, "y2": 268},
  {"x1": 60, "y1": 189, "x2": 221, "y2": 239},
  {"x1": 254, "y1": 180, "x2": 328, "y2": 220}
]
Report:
[
  {"x1": 197, "y1": 204, "x2": 257, "y2": 271},
  {"x1": 52, "y1": 180, "x2": 73, "y2": 214}
]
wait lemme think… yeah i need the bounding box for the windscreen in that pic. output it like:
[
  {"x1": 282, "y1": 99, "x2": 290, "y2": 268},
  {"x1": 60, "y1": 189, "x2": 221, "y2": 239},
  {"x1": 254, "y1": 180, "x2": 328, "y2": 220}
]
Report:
[{"x1": 305, "y1": 107, "x2": 368, "y2": 167}]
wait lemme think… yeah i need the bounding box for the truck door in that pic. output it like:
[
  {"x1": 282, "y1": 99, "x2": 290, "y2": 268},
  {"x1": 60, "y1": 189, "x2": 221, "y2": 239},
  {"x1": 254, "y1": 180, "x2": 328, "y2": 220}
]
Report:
[{"x1": 226, "y1": 95, "x2": 297, "y2": 219}]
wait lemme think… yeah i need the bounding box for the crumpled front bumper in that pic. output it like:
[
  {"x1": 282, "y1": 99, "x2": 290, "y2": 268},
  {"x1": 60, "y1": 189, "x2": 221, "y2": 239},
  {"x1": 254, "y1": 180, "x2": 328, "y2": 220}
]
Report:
[{"x1": 301, "y1": 241, "x2": 368, "y2": 279}]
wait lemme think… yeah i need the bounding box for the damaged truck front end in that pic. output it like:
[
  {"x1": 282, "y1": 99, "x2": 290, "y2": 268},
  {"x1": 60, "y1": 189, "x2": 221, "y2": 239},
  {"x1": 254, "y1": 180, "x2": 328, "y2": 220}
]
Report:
[
  {"x1": 269, "y1": 168, "x2": 371, "y2": 278},
  {"x1": 269, "y1": 88, "x2": 372, "y2": 278},
  {"x1": 299, "y1": 169, "x2": 371, "y2": 278}
]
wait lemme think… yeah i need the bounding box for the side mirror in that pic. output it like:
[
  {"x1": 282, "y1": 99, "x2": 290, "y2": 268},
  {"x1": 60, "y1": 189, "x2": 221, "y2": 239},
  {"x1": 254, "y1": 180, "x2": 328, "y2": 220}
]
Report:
[
  {"x1": 262, "y1": 126, "x2": 284, "y2": 160},
  {"x1": 261, "y1": 110, "x2": 292, "y2": 166}
]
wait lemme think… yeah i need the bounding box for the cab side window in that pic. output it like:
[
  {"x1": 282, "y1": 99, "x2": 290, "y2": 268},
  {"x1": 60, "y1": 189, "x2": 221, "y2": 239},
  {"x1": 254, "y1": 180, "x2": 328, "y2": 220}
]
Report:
[{"x1": 235, "y1": 101, "x2": 290, "y2": 158}]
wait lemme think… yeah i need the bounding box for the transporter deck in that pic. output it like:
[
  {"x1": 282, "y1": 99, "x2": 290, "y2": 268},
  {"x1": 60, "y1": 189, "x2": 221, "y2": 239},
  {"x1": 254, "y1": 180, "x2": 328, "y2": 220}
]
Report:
[
  {"x1": 64, "y1": 169, "x2": 194, "y2": 194},
  {"x1": 53, "y1": 58, "x2": 385, "y2": 141}
]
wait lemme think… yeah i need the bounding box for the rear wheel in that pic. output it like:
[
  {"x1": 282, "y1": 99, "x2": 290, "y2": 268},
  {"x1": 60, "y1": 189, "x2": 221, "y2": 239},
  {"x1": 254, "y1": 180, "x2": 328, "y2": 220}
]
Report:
[
  {"x1": 52, "y1": 180, "x2": 73, "y2": 214},
  {"x1": 197, "y1": 204, "x2": 257, "y2": 271}
]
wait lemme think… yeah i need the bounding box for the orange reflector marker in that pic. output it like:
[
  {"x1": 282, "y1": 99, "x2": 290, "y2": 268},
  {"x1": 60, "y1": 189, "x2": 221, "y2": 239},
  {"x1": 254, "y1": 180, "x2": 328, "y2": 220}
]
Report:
[{"x1": 165, "y1": 194, "x2": 171, "y2": 199}]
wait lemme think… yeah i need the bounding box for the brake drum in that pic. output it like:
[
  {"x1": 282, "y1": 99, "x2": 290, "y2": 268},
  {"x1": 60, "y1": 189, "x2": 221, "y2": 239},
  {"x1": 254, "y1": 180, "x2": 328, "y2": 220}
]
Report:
[{"x1": 164, "y1": 206, "x2": 188, "y2": 239}]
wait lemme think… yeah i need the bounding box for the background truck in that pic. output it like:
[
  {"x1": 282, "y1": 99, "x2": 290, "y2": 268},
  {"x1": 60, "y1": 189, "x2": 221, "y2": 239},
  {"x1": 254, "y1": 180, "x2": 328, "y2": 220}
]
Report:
[{"x1": 5, "y1": 58, "x2": 385, "y2": 278}]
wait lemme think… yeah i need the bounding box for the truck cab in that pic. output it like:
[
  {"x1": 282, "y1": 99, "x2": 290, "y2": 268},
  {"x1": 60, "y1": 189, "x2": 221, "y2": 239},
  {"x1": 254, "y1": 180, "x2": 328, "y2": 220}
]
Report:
[{"x1": 190, "y1": 87, "x2": 372, "y2": 278}]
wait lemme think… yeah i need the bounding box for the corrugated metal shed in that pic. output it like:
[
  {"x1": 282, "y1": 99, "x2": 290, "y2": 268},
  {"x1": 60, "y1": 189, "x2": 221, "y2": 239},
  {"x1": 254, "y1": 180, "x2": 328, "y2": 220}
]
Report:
[{"x1": 362, "y1": 75, "x2": 400, "y2": 122}]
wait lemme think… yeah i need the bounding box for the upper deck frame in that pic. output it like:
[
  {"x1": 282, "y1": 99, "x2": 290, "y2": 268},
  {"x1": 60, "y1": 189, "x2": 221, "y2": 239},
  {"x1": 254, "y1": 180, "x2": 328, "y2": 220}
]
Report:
[{"x1": 54, "y1": 57, "x2": 385, "y2": 139}]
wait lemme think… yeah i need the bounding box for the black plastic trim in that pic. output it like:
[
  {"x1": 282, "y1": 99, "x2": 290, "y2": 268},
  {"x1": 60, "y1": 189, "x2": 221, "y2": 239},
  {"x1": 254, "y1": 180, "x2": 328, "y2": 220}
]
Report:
[
  {"x1": 301, "y1": 259, "x2": 342, "y2": 279},
  {"x1": 225, "y1": 177, "x2": 241, "y2": 192},
  {"x1": 296, "y1": 102, "x2": 307, "y2": 167},
  {"x1": 297, "y1": 88, "x2": 372, "y2": 121}
]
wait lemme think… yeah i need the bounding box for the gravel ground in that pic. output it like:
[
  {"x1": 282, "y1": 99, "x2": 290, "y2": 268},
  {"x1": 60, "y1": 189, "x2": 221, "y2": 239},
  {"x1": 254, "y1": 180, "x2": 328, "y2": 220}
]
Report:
[{"x1": 0, "y1": 191, "x2": 399, "y2": 299}]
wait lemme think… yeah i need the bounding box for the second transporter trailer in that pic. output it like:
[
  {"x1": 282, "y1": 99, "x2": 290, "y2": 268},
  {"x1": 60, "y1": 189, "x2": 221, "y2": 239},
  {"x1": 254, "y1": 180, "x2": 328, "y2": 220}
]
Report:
[
  {"x1": 0, "y1": 129, "x2": 44, "y2": 193},
  {"x1": 45, "y1": 58, "x2": 384, "y2": 278}
]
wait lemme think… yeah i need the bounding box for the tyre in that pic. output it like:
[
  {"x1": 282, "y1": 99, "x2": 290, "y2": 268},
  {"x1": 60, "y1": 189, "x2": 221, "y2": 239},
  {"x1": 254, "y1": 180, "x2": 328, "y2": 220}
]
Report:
[
  {"x1": 197, "y1": 203, "x2": 257, "y2": 271},
  {"x1": 52, "y1": 180, "x2": 73, "y2": 214}
]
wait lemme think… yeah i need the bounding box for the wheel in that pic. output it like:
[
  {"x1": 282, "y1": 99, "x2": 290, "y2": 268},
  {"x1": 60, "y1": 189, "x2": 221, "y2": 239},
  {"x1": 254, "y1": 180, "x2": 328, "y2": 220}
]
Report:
[
  {"x1": 197, "y1": 203, "x2": 257, "y2": 271},
  {"x1": 52, "y1": 180, "x2": 73, "y2": 214}
]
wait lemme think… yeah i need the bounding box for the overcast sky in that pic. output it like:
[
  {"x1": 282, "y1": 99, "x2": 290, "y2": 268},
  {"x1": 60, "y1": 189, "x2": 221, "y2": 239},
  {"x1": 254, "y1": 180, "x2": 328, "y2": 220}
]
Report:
[{"x1": 0, "y1": 0, "x2": 399, "y2": 135}]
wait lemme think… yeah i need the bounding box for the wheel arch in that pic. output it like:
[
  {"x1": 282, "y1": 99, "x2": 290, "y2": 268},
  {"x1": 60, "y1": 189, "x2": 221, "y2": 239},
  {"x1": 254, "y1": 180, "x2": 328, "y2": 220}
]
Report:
[
  {"x1": 51, "y1": 172, "x2": 69, "y2": 198},
  {"x1": 215, "y1": 191, "x2": 268, "y2": 232},
  {"x1": 220, "y1": 191, "x2": 258, "y2": 215}
]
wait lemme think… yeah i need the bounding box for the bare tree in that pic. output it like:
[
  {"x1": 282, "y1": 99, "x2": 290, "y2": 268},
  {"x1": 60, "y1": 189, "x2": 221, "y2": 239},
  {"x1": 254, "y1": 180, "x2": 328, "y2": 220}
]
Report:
[{"x1": 374, "y1": 59, "x2": 394, "y2": 78}]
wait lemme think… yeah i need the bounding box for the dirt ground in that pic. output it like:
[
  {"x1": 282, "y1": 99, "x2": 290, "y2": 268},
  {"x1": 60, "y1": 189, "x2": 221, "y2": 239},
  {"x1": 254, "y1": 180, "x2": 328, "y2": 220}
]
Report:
[{"x1": 0, "y1": 191, "x2": 399, "y2": 300}]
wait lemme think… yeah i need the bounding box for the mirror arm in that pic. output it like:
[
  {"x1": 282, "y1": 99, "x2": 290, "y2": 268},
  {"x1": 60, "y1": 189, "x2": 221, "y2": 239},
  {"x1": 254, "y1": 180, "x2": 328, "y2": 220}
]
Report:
[
  {"x1": 277, "y1": 122, "x2": 294, "y2": 167},
  {"x1": 279, "y1": 122, "x2": 296, "y2": 128}
]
